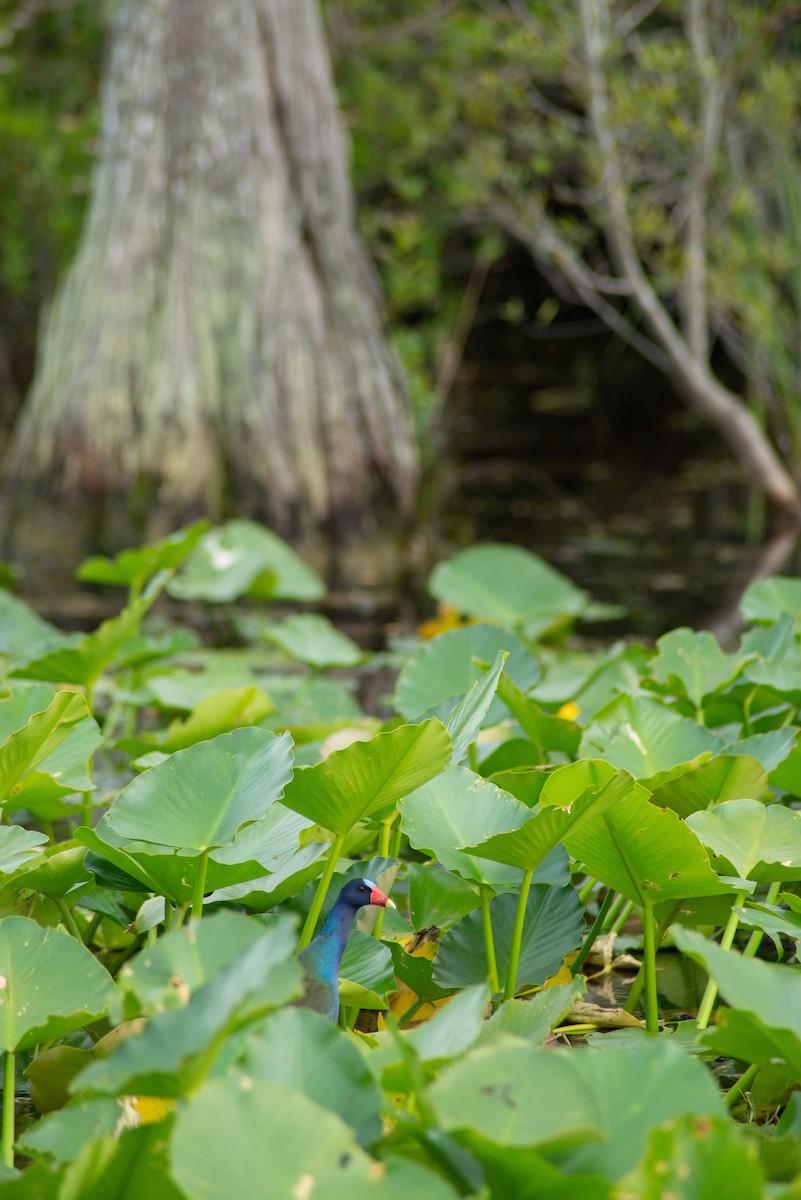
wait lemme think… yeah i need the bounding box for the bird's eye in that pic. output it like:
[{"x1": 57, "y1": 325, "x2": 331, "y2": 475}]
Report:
[{"x1": 359, "y1": 885, "x2": 368, "y2": 892}]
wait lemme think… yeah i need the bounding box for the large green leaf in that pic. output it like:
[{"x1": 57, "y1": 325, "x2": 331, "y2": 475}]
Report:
[
  {"x1": 462, "y1": 761, "x2": 637, "y2": 873},
  {"x1": 104, "y1": 727, "x2": 294, "y2": 852},
  {"x1": 649, "y1": 627, "x2": 748, "y2": 706},
  {"x1": 53, "y1": 1123, "x2": 182, "y2": 1200},
  {"x1": 562, "y1": 785, "x2": 733, "y2": 906},
  {"x1": 154, "y1": 686, "x2": 274, "y2": 753},
  {"x1": 0, "y1": 826, "x2": 48, "y2": 875},
  {"x1": 168, "y1": 519, "x2": 324, "y2": 602},
  {"x1": 444, "y1": 650, "x2": 506, "y2": 763},
  {"x1": 687, "y1": 799, "x2": 801, "y2": 882},
  {"x1": 260, "y1": 613, "x2": 363, "y2": 668},
  {"x1": 116, "y1": 912, "x2": 267, "y2": 1017},
  {"x1": 205, "y1": 842, "x2": 328, "y2": 912},
  {"x1": 495, "y1": 671, "x2": 581, "y2": 759},
  {"x1": 392, "y1": 623, "x2": 539, "y2": 723},
  {"x1": 649, "y1": 754, "x2": 768, "y2": 818},
  {"x1": 244, "y1": 1008, "x2": 383, "y2": 1145},
  {"x1": 171, "y1": 1075, "x2": 457, "y2": 1200},
  {"x1": 579, "y1": 695, "x2": 722, "y2": 787},
  {"x1": 427, "y1": 1039, "x2": 723, "y2": 1179},
  {"x1": 0, "y1": 917, "x2": 112, "y2": 1052},
  {"x1": 17, "y1": 1098, "x2": 122, "y2": 1165},
  {"x1": 0, "y1": 592, "x2": 65, "y2": 664},
  {"x1": 740, "y1": 576, "x2": 801, "y2": 626},
  {"x1": 428, "y1": 543, "x2": 588, "y2": 634},
  {"x1": 0, "y1": 689, "x2": 96, "y2": 807},
  {"x1": 10, "y1": 578, "x2": 165, "y2": 686},
  {"x1": 625, "y1": 1115, "x2": 764, "y2": 1199},
  {"x1": 407, "y1": 863, "x2": 481, "y2": 931},
  {"x1": 76, "y1": 520, "x2": 209, "y2": 589},
  {"x1": 673, "y1": 928, "x2": 801, "y2": 1079},
  {"x1": 281, "y1": 720, "x2": 452, "y2": 834},
  {"x1": 398, "y1": 764, "x2": 530, "y2": 887},
  {"x1": 433, "y1": 885, "x2": 584, "y2": 990},
  {"x1": 72, "y1": 921, "x2": 300, "y2": 1098}
]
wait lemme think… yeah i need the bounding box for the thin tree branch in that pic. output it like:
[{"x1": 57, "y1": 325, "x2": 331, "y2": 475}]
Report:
[{"x1": 680, "y1": 0, "x2": 725, "y2": 361}]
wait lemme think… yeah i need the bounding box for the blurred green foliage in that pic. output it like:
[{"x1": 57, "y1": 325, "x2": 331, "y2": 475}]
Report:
[
  {"x1": 2, "y1": 0, "x2": 801, "y2": 473},
  {"x1": 0, "y1": 0, "x2": 104, "y2": 423}
]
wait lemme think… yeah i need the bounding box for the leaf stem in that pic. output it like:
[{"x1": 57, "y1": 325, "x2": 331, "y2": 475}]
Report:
[
  {"x1": 571, "y1": 887, "x2": 616, "y2": 977},
  {"x1": 479, "y1": 884, "x2": 500, "y2": 995},
  {"x1": 504, "y1": 868, "x2": 533, "y2": 1001},
  {"x1": 696, "y1": 902, "x2": 741, "y2": 1030},
  {"x1": 641, "y1": 901, "x2": 659, "y2": 1034},
  {"x1": 726, "y1": 1061, "x2": 759, "y2": 1110},
  {"x1": 192, "y1": 850, "x2": 210, "y2": 920},
  {"x1": 56, "y1": 898, "x2": 83, "y2": 942},
  {"x1": 2, "y1": 1051, "x2": 14, "y2": 1169},
  {"x1": 298, "y1": 831, "x2": 346, "y2": 951},
  {"x1": 373, "y1": 816, "x2": 395, "y2": 939},
  {"x1": 743, "y1": 881, "x2": 782, "y2": 958}
]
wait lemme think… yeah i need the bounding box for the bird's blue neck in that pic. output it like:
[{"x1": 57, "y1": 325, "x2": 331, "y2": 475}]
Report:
[{"x1": 302, "y1": 899, "x2": 357, "y2": 979}]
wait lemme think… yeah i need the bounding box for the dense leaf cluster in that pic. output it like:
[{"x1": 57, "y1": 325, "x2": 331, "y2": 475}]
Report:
[{"x1": 0, "y1": 521, "x2": 800, "y2": 1194}]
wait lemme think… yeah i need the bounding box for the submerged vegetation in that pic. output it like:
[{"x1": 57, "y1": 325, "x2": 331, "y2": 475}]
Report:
[{"x1": 0, "y1": 521, "x2": 800, "y2": 1194}]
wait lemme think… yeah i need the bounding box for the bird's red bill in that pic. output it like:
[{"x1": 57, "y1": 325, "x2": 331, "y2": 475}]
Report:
[{"x1": 370, "y1": 885, "x2": 395, "y2": 909}]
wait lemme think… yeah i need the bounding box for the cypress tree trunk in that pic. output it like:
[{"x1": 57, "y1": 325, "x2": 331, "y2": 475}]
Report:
[{"x1": 5, "y1": 0, "x2": 417, "y2": 553}]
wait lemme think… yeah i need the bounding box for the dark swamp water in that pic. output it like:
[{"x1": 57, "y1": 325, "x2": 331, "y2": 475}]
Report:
[{"x1": 5, "y1": 251, "x2": 800, "y2": 646}]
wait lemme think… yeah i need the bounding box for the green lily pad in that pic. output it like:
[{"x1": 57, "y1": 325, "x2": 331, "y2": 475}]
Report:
[
  {"x1": 282, "y1": 720, "x2": 452, "y2": 834},
  {"x1": 433, "y1": 885, "x2": 584, "y2": 990},
  {"x1": 562, "y1": 785, "x2": 733, "y2": 906},
  {"x1": 429, "y1": 543, "x2": 588, "y2": 634},
  {"x1": 168, "y1": 519, "x2": 324, "y2": 603},
  {"x1": 392, "y1": 623, "x2": 539, "y2": 724},
  {"x1": 398, "y1": 764, "x2": 530, "y2": 888},
  {"x1": 649, "y1": 627, "x2": 748, "y2": 706},
  {"x1": 104, "y1": 727, "x2": 294, "y2": 852},
  {"x1": 687, "y1": 799, "x2": 801, "y2": 882},
  {"x1": 261, "y1": 613, "x2": 363, "y2": 668},
  {"x1": 427, "y1": 1038, "x2": 723, "y2": 1179},
  {"x1": 76, "y1": 520, "x2": 209, "y2": 589},
  {"x1": 0, "y1": 917, "x2": 112, "y2": 1052}
]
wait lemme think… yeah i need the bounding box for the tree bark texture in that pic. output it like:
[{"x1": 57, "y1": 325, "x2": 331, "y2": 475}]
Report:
[{"x1": 7, "y1": 0, "x2": 418, "y2": 540}]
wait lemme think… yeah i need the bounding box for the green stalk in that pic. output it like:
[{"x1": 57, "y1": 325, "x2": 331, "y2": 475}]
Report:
[
  {"x1": 504, "y1": 868, "x2": 533, "y2": 1001},
  {"x1": 298, "y1": 831, "x2": 346, "y2": 951},
  {"x1": 81, "y1": 791, "x2": 94, "y2": 828},
  {"x1": 191, "y1": 850, "x2": 210, "y2": 920},
  {"x1": 641, "y1": 901, "x2": 659, "y2": 1034},
  {"x1": 2, "y1": 1051, "x2": 14, "y2": 1169},
  {"x1": 726, "y1": 1061, "x2": 760, "y2": 1110},
  {"x1": 57, "y1": 898, "x2": 82, "y2": 942},
  {"x1": 744, "y1": 881, "x2": 781, "y2": 958},
  {"x1": 696, "y1": 903, "x2": 741, "y2": 1030},
  {"x1": 479, "y1": 884, "x2": 500, "y2": 995},
  {"x1": 571, "y1": 887, "x2": 616, "y2": 977},
  {"x1": 372, "y1": 816, "x2": 395, "y2": 940},
  {"x1": 610, "y1": 898, "x2": 635, "y2": 936},
  {"x1": 578, "y1": 875, "x2": 598, "y2": 905},
  {"x1": 601, "y1": 891, "x2": 626, "y2": 931}
]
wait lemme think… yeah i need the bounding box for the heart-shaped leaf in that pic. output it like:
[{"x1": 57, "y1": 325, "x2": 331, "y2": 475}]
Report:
[
  {"x1": 462, "y1": 762, "x2": 637, "y2": 873},
  {"x1": 0, "y1": 917, "x2": 112, "y2": 1052},
  {"x1": 398, "y1": 764, "x2": 530, "y2": 888},
  {"x1": 282, "y1": 720, "x2": 452, "y2": 834},
  {"x1": 562, "y1": 786, "x2": 733, "y2": 906},
  {"x1": 104, "y1": 728, "x2": 294, "y2": 852},
  {"x1": 429, "y1": 543, "x2": 588, "y2": 633},
  {"x1": 433, "y1": 885, "x2": 584, "y2": 990},
  {"x1": 393, "y1": 623, "x2": 539, "y2": 723},
  {"x1": 76, "y1": 520, "x2": 209, "y2": 589},
  {"x1": 168, "y1": 519, "x2": 324, "y2": 603},
  {"x1": 260, "y1": 614, "x2": 363, "y2": 668},
  {"x1": 687, "y1": 799, "x2": 801, "y2": 881}
]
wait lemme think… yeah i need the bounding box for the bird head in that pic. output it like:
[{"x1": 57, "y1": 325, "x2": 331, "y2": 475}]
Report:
[{"x1": 338, "y1": 877, "x2": 395, "y2": 911}]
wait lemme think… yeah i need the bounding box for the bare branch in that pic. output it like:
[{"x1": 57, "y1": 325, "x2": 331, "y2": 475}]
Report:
[
  {"x1": 490, "y1": 199, "x2": 673, "y2": 371},
  {"x1": 680, "y1": 0, "x2": 725, "y2": 360}
]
